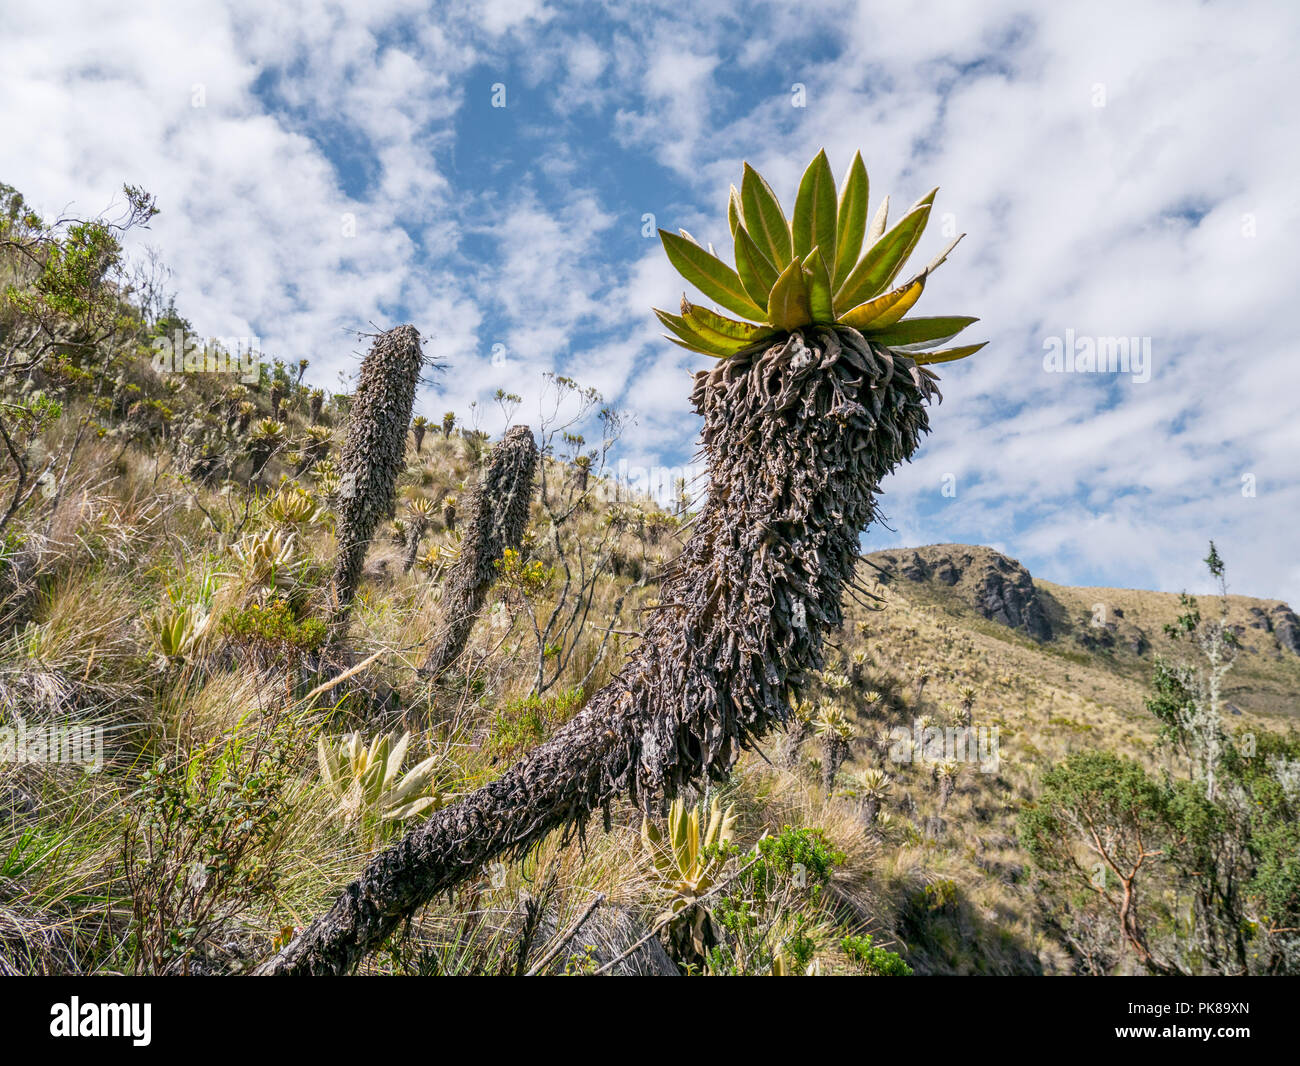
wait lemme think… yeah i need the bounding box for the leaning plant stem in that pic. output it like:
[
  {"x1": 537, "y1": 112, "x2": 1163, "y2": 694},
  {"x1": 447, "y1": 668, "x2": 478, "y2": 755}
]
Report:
[{"x1": 256, "y1": 327, "x2": 936, "y2": 975}]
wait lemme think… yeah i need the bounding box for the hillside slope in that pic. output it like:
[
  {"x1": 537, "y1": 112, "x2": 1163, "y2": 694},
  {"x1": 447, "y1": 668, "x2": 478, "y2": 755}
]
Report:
[
  {"x1": 865, "y1": 543, "x2": 1300, "y2": 721},
  {"x1": 2, "y1": 181, "x2": 1297, "y2": 977}
]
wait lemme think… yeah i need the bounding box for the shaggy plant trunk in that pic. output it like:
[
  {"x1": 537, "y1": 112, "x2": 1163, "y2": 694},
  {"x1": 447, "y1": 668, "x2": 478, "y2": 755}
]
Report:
[
  {"x1": 419, "y1": 425, "x2": 538, "y2": 678},
  {"x1": 822, "y1": 736, "x2": 849, "y2": 792},
  {"x1": 248, "y1": 442, "x2": 273, "y2": 480},
  {"x1": 402, "y1": 516, "x2": 429, "y2": 574},
  {"x1": 783, "y1": 719, "x2": 812, "y2": 769},
  {"x1": 257, "y1": 327, "x2": 936, "y2": 975},
  {"x1": 327, "y1": 325, "x2": 424, "y2": 637}
]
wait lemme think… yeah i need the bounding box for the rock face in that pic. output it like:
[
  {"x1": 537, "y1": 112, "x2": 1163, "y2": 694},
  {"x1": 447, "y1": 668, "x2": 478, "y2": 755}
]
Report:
[
  {"x1": 862, "y1": 544, "x2": 1299, "y2": 666},
  {"x1": 866, "y1": 545, "x2": 1053, "y2": 641},
  {"x1": 1242, "y1": 603, "x2": 1300, "y2": 656},
  {"x1": 1270, "y1": 604, "x2": 1300, "y2": 655},
  {"x1": 977, "y1": 557, "x2": 1053, "y2": 640},
  {"x1": 1073, "y1": 603, "x2": 1149, "y2": 657}
]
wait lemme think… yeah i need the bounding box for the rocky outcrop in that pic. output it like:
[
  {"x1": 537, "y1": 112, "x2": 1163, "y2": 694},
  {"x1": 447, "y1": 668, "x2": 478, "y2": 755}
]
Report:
[
  {"x1": 1242, "y1": 603, "x2": 1300, "y2": 656},
  {"x1": 1073, "y1": 604, "x2": 1149, "y2": 657},
  {"x1": 977, "y1": 558, "x2": 1053, "y2": 640},
  {"x1": 1270, "y1": 604, "x2": 1300, "y2": 655},
  {"x1": 866, "y1": 544, "x2": 1053, "y2": 641}
]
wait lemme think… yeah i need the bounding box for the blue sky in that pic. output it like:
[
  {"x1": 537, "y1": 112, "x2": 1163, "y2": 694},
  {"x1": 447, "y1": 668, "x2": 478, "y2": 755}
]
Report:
[{"x1": 6, "y1": 0, "x2": 1300, "y2": 603}]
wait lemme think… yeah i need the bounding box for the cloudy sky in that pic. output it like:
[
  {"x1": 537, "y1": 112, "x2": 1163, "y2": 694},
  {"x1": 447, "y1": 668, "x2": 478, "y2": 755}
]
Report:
[{"x1": 5, "y1": 0, "x2": 1299, "y2": 602}]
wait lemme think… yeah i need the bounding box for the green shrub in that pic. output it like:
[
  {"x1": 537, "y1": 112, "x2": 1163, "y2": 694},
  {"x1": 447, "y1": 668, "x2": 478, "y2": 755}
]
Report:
[
  {"x1": 123, "y1": 714, "x2": 299, "y2": 974},
  {"x1": 842, "y1": 933, "x2": 913, "y2": 976},
  {"x1": 489, "y1": 686, "x2": 584, "y2": 758},
  {"x1": 707, "y1": 825, "x2": 845, "y2": 975},
  {"x1": 221, "y1": 598, "x2": 326, "y2": 655}
]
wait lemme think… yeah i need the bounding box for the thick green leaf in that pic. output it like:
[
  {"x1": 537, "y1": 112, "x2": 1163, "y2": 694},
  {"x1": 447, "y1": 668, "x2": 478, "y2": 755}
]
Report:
[
  {"x1": 659, "y1": 230, "x2": 766, "y2": 320},
  {"x1": 911, "y1": 341, "x2": 988, "y2": 366},
  {"x1": 682, "y1": 298, "x2": 776, "y2": 344},
  {"x1": 866, "y1": 315, "x2": 979, "y2": 350},
  {"x1": 804, "y1": 247, "x2": 834, "y2": 324},
  {"x1": 741, "y1": 163, "x2": 793, "y2": 268},
  {"x1": 727, "y1": 185, "x2": 742, "y2": 239},
  {"x1": 791, "y1": 149, "x2": 837, "y2": 264},
  {"x1": 833, "y1": 151, "x2": 869, "y2": 289},
  {"x1": 766, "y1": 257, "x2": 813, "y2": 331},
  {"x1": 733, "y1": 224, "x2": 780, "y2": 310},
  {"x1": 834, "y1": 202, "x2": 933, "y2": 310},
  {"x1": 840, "y1": 276, "x2": 925, "y2": 331},
  {"x1": 879, "y1": 188, "x2": 938, "y2": 291},
  {"x1": 922, "y1": 232, "x2": 964, "y2": 276},
  {"x1": 866, "y1": 195, "x2": 890, "y2": 246},
  {"x1": 654, "y1": 308, "x2": 750, "y2": 357}
]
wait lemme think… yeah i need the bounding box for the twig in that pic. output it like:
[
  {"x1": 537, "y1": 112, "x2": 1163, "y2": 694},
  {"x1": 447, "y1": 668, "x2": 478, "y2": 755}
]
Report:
[
  {"x1": 301, "y1": 648, "x2": 387, "y2": 703},
  {"x1": 524, "y1": 892, "x2": 606, "y2": 976}
]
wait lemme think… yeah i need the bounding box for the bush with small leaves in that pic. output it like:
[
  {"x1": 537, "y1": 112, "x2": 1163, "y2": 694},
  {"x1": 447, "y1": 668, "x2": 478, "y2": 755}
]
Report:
[
  {"x1": 123, "y1": 716, "x2": 299, "y2": 974},
  {"x1": 841, "y1": 934, "x2": 912, "y2": 976},
  {"x1": 707, "y1": 825, "x2": 844, "y2": 976},
  {"x1": 221, "y1": 598, "x2": 326, "y2": 663}
]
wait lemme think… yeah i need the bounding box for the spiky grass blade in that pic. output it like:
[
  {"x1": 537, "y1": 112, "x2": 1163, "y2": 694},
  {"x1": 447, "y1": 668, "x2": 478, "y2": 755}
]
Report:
[
  {"x1": 835, "y1": 200, "x2": 934, "y2": 309},
  {"x1": 741, "y1": 163, "x2": 793, "y2": 268},
  {"x1": 833, "y1": 151, "x2": 869, "y2": 289},
  {"x1": 766, "y1": 257, "x2": 813, "y2": 331},
  {"x1": 659, "y1": 230, "x2": 766, "y2": 320},
  {"x1": 911, "y1": 341, "x2": 988, "y2": 365},
  {"x1": 792, "y1": 149, "x2": 837, "y2": 264}
]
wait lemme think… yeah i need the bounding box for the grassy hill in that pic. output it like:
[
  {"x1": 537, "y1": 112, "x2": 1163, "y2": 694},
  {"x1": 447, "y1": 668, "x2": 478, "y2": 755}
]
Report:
[
  {"x1": 1, "y1": 181, "x2": 1297, "y2": 977},
  {"x1": 866, "y1": 543, "x2": 1300, "y2": 722}
]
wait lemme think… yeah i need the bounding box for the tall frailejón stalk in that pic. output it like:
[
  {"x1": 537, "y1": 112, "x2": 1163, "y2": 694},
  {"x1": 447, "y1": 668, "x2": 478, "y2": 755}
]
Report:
[
  {"x1": 419, "y1": 424, "x2": 537, "y2": 678},
  {"x1": 258, "y1": 149, "x2": 982, "y2": 975},
  {"x1": 327, "y1": 325, "x2": 425, "y2": 638}
]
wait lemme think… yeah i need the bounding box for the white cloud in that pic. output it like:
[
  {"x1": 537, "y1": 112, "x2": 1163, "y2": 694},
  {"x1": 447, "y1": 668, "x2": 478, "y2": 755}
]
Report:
[{"x1": 5, "y1": 0, "x2": 1299, "y2": 603}]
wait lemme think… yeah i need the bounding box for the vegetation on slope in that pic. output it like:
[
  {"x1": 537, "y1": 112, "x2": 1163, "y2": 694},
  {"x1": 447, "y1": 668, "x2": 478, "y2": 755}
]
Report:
[{"x1": 1, "y1": 175, "x2": 1296, "y2": 977}]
